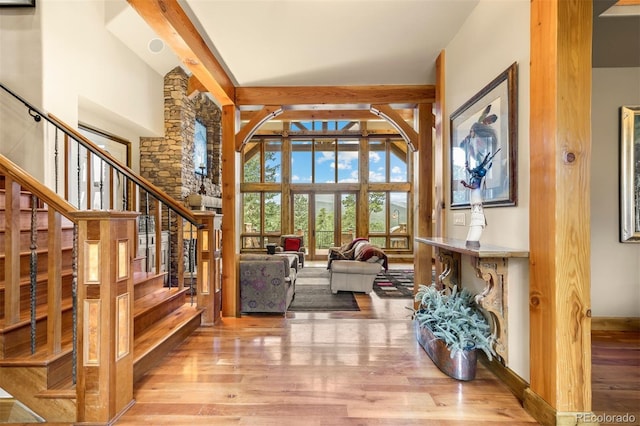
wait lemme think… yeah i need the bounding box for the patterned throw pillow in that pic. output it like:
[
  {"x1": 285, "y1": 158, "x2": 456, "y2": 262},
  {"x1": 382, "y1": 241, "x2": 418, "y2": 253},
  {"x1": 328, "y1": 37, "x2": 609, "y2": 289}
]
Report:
[{"x1": 283, "y1": 238, "x2": 301, "y2": 251}]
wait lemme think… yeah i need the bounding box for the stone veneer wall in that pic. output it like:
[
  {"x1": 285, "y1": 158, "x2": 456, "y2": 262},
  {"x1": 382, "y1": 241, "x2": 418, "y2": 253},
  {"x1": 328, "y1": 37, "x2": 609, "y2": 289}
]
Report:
[
  {"x1": 140, "y1": 66, "x2": 221, "y2": 199},
  {"x1": 139, "y1": 66, "x2": 222, "y2": 284}
]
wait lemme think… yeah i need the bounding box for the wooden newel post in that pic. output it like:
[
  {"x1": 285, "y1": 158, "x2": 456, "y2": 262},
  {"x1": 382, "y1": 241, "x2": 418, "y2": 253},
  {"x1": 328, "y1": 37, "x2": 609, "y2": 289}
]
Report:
[
  {"x1": 195, "y1": 211, "x2": 222, "y2": 325},
  {"x1": 74, "y1": 211, "x2": 137, "y2": 424}
]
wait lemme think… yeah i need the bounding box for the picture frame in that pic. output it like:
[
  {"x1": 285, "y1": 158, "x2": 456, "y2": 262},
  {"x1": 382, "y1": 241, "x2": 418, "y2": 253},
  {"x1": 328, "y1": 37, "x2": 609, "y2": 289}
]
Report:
[
  {"x1": 0, "y1": 0, "x2": 35, "y2": 6},
  {"x1": 194, "y1": 119, "x2": 208, "y2": 175},
  {"x1": 450, "y1": 62, "x2": 518, "y2": 209},
  {"x1": 620, "y1": 105, "x2": 640, "y2": 243}
]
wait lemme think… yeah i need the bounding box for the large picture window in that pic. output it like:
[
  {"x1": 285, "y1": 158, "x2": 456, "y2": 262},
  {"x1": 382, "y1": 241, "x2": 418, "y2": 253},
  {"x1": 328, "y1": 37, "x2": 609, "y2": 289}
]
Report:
[{"x1": 241, "y1": 121, "x2": 412, "y2": 256}]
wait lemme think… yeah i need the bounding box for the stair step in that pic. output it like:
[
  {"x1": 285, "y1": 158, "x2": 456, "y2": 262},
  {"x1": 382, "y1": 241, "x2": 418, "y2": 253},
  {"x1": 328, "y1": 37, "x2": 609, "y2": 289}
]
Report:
[
  {"x1": 0, "y1": 268, "x2": 74, "y2": 320},
  {"x1": 133, "y1": 303, "x2": 202, "y2": 382},
  {"x1": 0, "y1": 226, "x2": 75, "y2": 256},
  {"x1": 133, "y1": 270, "x2": 167, "y2": 300},
  {"x1": 134, "y1": 287, "x2": 189, "y2": 335}
]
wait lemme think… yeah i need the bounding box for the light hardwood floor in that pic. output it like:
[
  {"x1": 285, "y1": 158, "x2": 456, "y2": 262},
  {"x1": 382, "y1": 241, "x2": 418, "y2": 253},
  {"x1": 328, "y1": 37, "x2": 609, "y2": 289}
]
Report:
[{"x1": 115, "y1": 262, "x2": 539, "y2": 425}]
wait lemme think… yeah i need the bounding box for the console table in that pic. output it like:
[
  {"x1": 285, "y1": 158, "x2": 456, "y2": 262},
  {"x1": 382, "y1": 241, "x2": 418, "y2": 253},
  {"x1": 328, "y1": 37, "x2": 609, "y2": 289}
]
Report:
[{"x1": 415, "y1": 237, "x2": 529, "y2": 364}]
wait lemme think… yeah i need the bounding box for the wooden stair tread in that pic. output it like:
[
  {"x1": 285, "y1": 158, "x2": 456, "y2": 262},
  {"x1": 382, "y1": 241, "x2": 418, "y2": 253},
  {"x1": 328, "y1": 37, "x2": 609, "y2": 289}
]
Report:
[
  {"x1": 133, "y1": 304, "x2": 202, "y2": 363},
  {"x1": 0, "y1": 339, "x2": 73, "y2": 366},
  {"x1": 134, "y1": 287, "x2": 188, "y2": 316}
]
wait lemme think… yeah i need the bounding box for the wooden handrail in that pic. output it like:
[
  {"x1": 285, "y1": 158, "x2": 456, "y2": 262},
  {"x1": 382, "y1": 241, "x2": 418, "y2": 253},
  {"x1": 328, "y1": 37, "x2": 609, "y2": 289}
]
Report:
[
  {"x1": 48, "y1": 114, "x2": 201, "y2": 227},
  {"x1": 0, "y1": 154, "x2": 77, "y2": 221}
]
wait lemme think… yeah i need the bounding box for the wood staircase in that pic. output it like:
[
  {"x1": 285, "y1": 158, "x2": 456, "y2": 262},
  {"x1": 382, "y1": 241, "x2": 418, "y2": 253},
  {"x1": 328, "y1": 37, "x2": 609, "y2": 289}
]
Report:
[{"x1": 0, "y1": 177, "x2": 203, "y2": 423}]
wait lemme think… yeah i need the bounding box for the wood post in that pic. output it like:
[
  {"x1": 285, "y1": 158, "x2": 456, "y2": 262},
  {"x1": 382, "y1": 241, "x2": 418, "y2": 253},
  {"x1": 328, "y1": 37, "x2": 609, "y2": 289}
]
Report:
[
  {"x1": 527, "y1": 0, "x2": 592, "y2": 423},
  {"x1": 74, "y1": 211, "x2": 137, "y2": 424},
  {"x1": 221, "y1": 105, "x2": 238, "y2": 317},
  {"x1": 413, "y1": 104, "x2": 433, "y2": 294}
]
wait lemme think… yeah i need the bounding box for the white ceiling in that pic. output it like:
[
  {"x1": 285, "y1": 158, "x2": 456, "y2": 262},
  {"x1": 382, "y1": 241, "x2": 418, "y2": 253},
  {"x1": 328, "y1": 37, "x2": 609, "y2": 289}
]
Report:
[
  {"x1": 107, "y1": 0, "x2": 640, "y2": 89},
  {"x1": 109, "y1": 0, "x2": 480, "y2": 86}
]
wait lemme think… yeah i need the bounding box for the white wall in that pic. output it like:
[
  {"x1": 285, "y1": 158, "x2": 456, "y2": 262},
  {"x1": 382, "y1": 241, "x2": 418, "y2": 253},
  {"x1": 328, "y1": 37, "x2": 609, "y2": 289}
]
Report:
[
  {"x1": 1, "y1": 0, "x2": 165, "y2": 180},
  {"x1": 445, "y1": 0, "x2": 530, "y2": 380},
  {"x1": 591, "y1": 67, "x2": 640, "y2": 318},
  {"x1": 0, "y1": 5, "x2": 45, "y2": 179}
]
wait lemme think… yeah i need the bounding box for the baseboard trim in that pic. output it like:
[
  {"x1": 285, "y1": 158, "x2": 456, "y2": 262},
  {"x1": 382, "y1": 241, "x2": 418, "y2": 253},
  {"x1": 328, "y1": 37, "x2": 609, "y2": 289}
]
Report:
[
  {"x1": 481, "y1": 357, "x2": 600, "y2": 425},
  {"x1": 523, "y1": 389, "x2": 599, "y2": 426},
  {"x1": 591, "y1": 316, "x2": 640, "y2": 331},
  {"x1": 480, "y1": 356, "x2": 528, "y2": 402}
]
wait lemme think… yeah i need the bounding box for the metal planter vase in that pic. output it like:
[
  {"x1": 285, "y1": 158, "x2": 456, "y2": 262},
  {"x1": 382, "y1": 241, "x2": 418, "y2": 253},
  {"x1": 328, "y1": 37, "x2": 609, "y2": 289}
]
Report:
[{"x1": 414, "y1": 320, "x2": 478, "y2": 381}]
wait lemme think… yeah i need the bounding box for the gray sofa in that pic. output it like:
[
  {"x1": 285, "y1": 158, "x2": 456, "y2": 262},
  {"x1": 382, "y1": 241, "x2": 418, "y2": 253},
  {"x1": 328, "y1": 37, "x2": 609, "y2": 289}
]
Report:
[{"x1": 239, "y1": 254, "x2": 297, "y2": 314}]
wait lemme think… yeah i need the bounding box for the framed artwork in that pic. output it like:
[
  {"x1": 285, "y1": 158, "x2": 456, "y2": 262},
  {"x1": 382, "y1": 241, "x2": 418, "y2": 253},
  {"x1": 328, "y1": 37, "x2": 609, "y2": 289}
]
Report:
[
  {"x1": 0, "y1": 0, "x2": 35, "y2": 6},
  {"x1": 450, "y1": 62, "x2": 518, "y2": 208},
  {"x1": 194, "y1": 119, "x2": 207, "y2": 175},
  {"x1": 620, "y1": 105, "x2": 640, "y2": 243}
]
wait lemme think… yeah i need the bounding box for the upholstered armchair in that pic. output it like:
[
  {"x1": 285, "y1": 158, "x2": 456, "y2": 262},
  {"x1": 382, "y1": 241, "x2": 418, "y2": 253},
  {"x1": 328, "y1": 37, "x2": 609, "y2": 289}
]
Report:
[{"x1": 275, "y1": 234, "x2": 305, "y2": 268}]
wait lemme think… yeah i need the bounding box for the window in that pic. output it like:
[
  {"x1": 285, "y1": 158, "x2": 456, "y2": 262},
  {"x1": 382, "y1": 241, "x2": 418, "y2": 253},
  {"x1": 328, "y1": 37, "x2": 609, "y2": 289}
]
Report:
[{"x1": 241, "y1": 121, "x2": 412, "y2": 254}]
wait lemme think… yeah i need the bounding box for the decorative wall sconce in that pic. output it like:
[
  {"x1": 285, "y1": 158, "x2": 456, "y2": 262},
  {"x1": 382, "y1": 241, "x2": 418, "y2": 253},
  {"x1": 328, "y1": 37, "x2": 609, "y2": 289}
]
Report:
[{"x1": 198, "y1": 165, "x2": 206, "y2": 195}]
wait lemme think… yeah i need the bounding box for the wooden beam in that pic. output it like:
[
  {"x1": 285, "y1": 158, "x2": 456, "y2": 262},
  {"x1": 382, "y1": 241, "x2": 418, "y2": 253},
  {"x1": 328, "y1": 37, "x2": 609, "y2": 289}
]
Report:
[
  {"x1": 187, "y1": 75, "x2": 207, "y2": 98},
  {"x1": 240, "y1": 109, "x2": 415, "y2": 122},
  {"x1": 413, "y1": 103, "x2": 433, "y2": 299},
  {"x1": 235, "y1": 105, "x2": 283, "y2": 151},
  {"x1": 221, "y1": 105, "x2": 239, "y2": 317},
  {"x1": 127, "y1": 0, "x2": 235, "y2": 106},
  {"x1": 370, "y1": 104, "x2": 419, "y2": 151},
  {"x1": 235, "y1": 85, "x2": 435, "y2": 106},
  {"x1": 527, "y1": 0, "x2": 592, "y2": 422}
]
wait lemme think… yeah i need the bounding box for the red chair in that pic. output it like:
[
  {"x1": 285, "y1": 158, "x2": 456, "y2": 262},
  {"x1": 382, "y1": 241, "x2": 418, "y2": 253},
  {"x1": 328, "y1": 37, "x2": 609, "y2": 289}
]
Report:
[{"x1": 276, "y1": 234, "x2": 305, "y2": 268}]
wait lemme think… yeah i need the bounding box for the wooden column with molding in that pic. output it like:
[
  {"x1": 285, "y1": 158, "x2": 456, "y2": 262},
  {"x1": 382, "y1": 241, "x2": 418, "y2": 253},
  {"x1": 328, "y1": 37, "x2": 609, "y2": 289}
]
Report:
[
  {"x1": 526, "y1": 1, "x2": 592, "y2": 424},
  {"x1": 74, "y1": 211, "x2": 137, "y2": 424},
  {"x1": 221, "y1": 104, "x2": 238, "y2": 317},
  {"x1": 194, "y1": 211, "x2": 221, "y2": 325},
  {"x1": 413, "y1": 103, "x2": 433, "y2": 295}
]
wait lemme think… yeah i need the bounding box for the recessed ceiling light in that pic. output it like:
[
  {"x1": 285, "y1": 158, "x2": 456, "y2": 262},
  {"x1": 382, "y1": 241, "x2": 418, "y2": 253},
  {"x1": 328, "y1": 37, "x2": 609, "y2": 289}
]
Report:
[{"x1": 148, "y1": 38, "x2": 165, "y2": 54}]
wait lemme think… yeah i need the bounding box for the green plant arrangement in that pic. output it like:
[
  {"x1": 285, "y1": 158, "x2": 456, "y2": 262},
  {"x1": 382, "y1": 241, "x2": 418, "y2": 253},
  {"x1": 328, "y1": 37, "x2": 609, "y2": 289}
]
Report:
[{"x1": 413, "y1": 284, "x2": 496, "y2": 380}]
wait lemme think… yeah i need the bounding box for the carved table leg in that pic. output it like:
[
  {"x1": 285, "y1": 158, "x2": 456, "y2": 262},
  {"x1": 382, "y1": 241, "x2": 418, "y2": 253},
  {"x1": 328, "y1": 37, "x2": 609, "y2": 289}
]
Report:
[
  {"x1": 436, "y1": 248, "x2": 460, "y2": 293},
  {"x1": 472, "y1": 257, "x2": 508, "y2": 364}
]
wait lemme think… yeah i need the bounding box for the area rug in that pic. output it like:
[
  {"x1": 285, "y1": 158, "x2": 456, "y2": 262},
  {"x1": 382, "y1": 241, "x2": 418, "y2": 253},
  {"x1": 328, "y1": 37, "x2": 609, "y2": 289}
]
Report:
[
  {"x1": 373, "y1": 269, "x2": 415, "y2": 299},
  {"x1": 288, "y1": 285, "x2": 359, "y2": 311}
]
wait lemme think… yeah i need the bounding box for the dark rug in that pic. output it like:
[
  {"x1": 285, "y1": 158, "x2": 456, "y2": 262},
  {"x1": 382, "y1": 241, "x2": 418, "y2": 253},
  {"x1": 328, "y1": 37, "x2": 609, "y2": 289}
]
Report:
[
  {"x1": 373, "y1": 269, "x2": 415, "y2": 298},
  {"x1": 288, "y1": 285, "x2": 359, "y2": 312}
]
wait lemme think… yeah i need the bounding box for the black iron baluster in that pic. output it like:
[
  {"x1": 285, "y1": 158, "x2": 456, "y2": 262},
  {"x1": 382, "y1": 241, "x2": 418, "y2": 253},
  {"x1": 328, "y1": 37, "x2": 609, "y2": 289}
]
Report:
[
  {"x1": 99, "y1": 158, "x2": 104, "y2": 210},
  {"x1": 189, "y1": 224, "x2": 195, "y2": 303},
  {"x1": 76, "y1": 145, "x2": 81, "y2": 209},
  {"x1": 54, "y1": 128, "x2": 59, "y2": 194},
  {"x1": 167, "y1": 208, "x2": 172, "y2": 288},
  {"x1": 122, "y1": 175, "x2": 128, "y2": 211},
  {"x1": 145, "y1": 192, "x2": 150, "y2": 272},
  {"x1": 29, "y1": 195, "x2": 38, "y2": 354}
]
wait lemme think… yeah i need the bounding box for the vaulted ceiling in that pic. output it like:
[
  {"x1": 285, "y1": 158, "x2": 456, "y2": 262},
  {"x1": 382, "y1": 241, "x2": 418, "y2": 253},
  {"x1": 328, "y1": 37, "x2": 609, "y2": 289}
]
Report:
[{"x1": 107, "y1": 0, "x2": 639, "y2": 112}]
